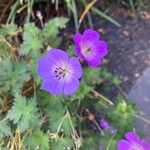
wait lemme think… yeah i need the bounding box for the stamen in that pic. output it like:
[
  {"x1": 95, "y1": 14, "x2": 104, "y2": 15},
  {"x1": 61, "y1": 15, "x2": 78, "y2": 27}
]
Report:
[
  {"x1": 84, "y1": 47, "x2": 92, "y2": 56},
  {"x1": 53, "y1": 66, "x2": 68, "y2": 80}
]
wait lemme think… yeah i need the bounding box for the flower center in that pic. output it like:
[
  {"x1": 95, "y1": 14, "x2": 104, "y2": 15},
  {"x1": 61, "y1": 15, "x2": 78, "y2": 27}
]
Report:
[
  {"x1": 131, "y1": 143, "x2": 144, "y2": 150},
  {"x1": 83, "y1": 47, "x2": 92, "y2": 56},
  {"x1": 53, "y1": 67, "x2": 67, "y2": 80},
  {"x1": 53, "y1": 63, "x2": 72, "y2": 80}
]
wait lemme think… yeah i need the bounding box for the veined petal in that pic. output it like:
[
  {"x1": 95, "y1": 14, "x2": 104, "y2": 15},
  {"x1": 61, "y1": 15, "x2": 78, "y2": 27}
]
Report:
[
  {"x1": 47, "y1": 48, "x2": 69, "y2": 63},
  {"x1": 74, "y1": 33, "x2": 82, "y2": 44},
  {"x1": 73, "y1": 29, "x2": 108, "y2": 68},
  {"x1": 88, "y1": 58, "x2": 101, "y2": 68},
  {"x1": 83, "y1": 29, "x2": 100, "y2": 42},
  {"x1": 42, "y1": 77, "x2": 65, "y2": 95},
  {"x1": 37, "y1": 56, "x2": 52, "y2": 78},
  {"x1": 74, "y1": 33, "x2": 85, "y2": 59},
  {"x1": 69, "y1": 57, "x2": 82, "y2": 78},
  {"x1": 93, "y1": 41, "x2": 108, "y2": 58},
  {"x1": 141, "y1": 140, "x2": 150, "y2": 150},
  {"x1": 63, "y1": 77, "x2": 79, "y2": 95},
  {"x1": 117, "y1": 140, "x2": 132, "y2": 150},
  {"x1": 125, "y1": 132, "x2": 140, "y2": 144}
]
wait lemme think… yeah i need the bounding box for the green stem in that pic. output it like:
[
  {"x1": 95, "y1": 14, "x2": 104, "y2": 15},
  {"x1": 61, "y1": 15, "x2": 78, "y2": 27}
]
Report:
[
  {"x1": 91, "y1": 7, "x2": 121, "y2": 27},
  {"x1": 106, "y1": 134, "x2": 116, "y2": 150},
  {"x1": 134, "y1": 114, "x2": 150, "y2": 125}
]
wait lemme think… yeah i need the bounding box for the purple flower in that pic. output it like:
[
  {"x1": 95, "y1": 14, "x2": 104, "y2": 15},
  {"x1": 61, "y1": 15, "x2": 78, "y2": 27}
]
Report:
[
  {"x1": 99, "y1": 119, "x2": 116, "y2": 134},
  {"x1": 117, "y1": 132, "x2": 150, "y2": 150},
  {"x1": 100, "y1": 119, "x2": 110, "y2": 129},
  {"x1": 37, "y1": 49, "x2": 82, "y2": 95},
  {"x1": 74, "y1": 29, "x2": 108, "y2": 68}
]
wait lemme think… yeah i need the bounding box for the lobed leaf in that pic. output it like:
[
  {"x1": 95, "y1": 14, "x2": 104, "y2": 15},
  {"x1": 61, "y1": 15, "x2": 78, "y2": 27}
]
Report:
[
  {"x1": 20, "y1": 23, "x2": 42, "y2": 56},
  {"x1": 0, "y1": 58, "x2": 31, "y2": 95},
  {"x1": 0, "y1": 120, "x2": 11, "y2": 140},
  {"x1": 7, "y1": 94, "x2": 40, "y2": 132},
  {"x1": 25, "y1": 130, "x2": 49, "y2": 150}
]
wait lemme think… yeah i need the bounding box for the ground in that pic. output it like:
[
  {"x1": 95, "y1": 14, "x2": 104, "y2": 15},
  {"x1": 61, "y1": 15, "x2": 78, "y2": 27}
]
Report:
[{"x1": 92, "y1": 7, "x2": 150, "y2": 93}]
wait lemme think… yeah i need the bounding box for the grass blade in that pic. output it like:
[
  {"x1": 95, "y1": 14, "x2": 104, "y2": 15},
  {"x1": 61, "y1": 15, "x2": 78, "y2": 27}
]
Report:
[{"x1": 91, "y1": 7, "x2": 121, "y2": 27}]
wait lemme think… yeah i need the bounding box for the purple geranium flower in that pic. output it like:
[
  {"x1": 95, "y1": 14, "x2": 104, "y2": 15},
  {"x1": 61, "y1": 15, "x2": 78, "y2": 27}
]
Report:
[
  {"x1": 117, "y1": 132, "x2": 150, "y2": 150},
  {"x1": 74, "y1": 29, "x2": 108, "y2": 68},
  {"x1": 37, "y1": 49, "x2": 82, "y2": 95}
]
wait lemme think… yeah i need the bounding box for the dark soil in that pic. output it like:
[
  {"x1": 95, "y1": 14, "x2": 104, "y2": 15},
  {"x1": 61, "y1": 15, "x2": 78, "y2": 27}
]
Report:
[
  {"x1": 97, "y1": 9, "x2": 150, "y2": 93},
  {"x1": 62, "y1": 6, "x2": 150, "y2": 94}
]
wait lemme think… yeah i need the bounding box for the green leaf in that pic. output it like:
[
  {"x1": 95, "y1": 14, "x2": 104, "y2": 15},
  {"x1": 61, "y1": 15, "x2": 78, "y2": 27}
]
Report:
[
  {"x1": 0, "y1": 36, "x2": 11, "y2": 57},
  {"x1": 112, "y1": 77, "x2": 121, "y2": 85},
  {"x1": 0, "y1": 58, "x2": 31, "y2": 95},
  {"x1": 107, "y1": 96, "x2": 136, "y2": 137},
  {"x1": 71, "y1": 80, "x2": 93, "y2": 100},
  {"x1": 0, "y1": 120, "x2": 11, "y2": 140},
  {"x1": 81, "y1": 135, "x2": 100, "y2": 150},
  {"x1": 25, "y1": 130, "x2": 49, "y2": 150},
  {"x1": 38, "y1": 91, "x2": 74, "y2": 135},
  {"x1": 83, "y1": 68, "x2": 102, "y2": 85},
  {"x1": 0, "y1": 24, "x2": 19, "y2": 37},
  {"x1": 50, "y1": 138, "x2": 74, "y2": 150},
  {"x1": 99, "y1": 134, "x2": 117, "y2": 150},
  {"x1": 61, "y1": 113, "x2": 76, "y2": 136},
  {"x1": 42, "y1": 17, "x2": 68, "y2": 47},
  {"x1": 99, "y1": 68, "x2": 121, "y2": 85},
  {"x1": 20, "y1": 23, "x2": 42, "y2": 56},
  {"x1": 47, "y1": 96, "x2": 66, "y2": 132},
  {"x1": 38, "y1": 92, "x2": 66, "y2": 133},
  {"x1": 7, "y1": 94, "x2": 40, "y2": 132}
]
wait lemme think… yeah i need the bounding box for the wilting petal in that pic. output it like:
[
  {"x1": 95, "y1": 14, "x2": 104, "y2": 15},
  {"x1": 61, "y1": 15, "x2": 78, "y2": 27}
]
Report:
[
  {"x1": 69, "y1": 57, "x2": 82, "y2": 78},
  {"x1": 83, "y1": 29, "x2": 100, "y2": 42},
  {"x1": 63, "y1": 77, "x2": 79, "y2": 95},
  {"x1": 117, "y1": 140, "x2": 132, "y2": 150},
  {"x1": 141, "y1": 140, "x2": 150, "y2": 150},
  {"x1": 42, "y1": 78, "x2": 65, "y2": 95},
  {"x1": 125, "y1": 132, "x2": 140, "y2": 144}
]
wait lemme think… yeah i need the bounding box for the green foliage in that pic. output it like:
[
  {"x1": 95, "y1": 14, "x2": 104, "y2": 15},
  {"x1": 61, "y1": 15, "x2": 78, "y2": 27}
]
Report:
[
  {"x1": 0, "y1": 120, "x2": 11, "y2": 140},
  {"x1": 98, "y1": 133, "x2": 117, "y2": 150},
  {"x1": 7, "y1": 94, "x2": 39, "y2": 132},
  {"x1": 107, "y1": 96, "x2": 136, "y2": 137},
  {"x1": 43, "y1": 17, "x2": 68, "y2": 47},
  {"x1": 45, "y1": 96, "x2": 66, "y2": 133},
  {"x1": 0, "y1": 24, "x2": 19, "y2": 37},
  {"x1": 25, "y1": 130, "x2": 49, "y2": 150},
  {"x1": 50, "y1": 138, "x2": 74, "y2": 150},
  {"x1": 71, "y1": 80, "x2": 93, "y2": 100},
  {"x1": 81, "y1": 135, "x2": 100, "y2": 150},
  {"x1": 84, "y1": 67, "x2": 102, "y2": 85},
  {"x1": 38, "y1": 91, "x2": 75, "y2": 136},
  {"x1": 99, "y1": 68, "x2": 121, "y2": 86},
  {"x1": 20, "y1": 17, "x2": 68, "y2": 57},
  {"x1": 0, "y1": 7, "x2": 137, "y2": 149},
  {"x1": 20, "y1": 23, "x2": 42, "y2": 57},
  {"x1": 0, "y1": 58, "x2": 31, "y2": 95}
]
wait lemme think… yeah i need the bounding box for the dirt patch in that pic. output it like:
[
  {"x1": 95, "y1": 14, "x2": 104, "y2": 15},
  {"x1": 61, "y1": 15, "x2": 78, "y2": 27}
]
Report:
[{"x1": 93, "y1": 9, "x2": 150, "y2": 93}]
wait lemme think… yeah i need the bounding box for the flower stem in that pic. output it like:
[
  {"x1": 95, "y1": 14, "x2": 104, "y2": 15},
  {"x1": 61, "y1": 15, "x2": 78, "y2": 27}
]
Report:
[
  {"x1": 92, "y1": 90, "x2": 114, "y2": 106},
  {"x1": 134, "y1": 114, "x2": 150, "y2": 125}
]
